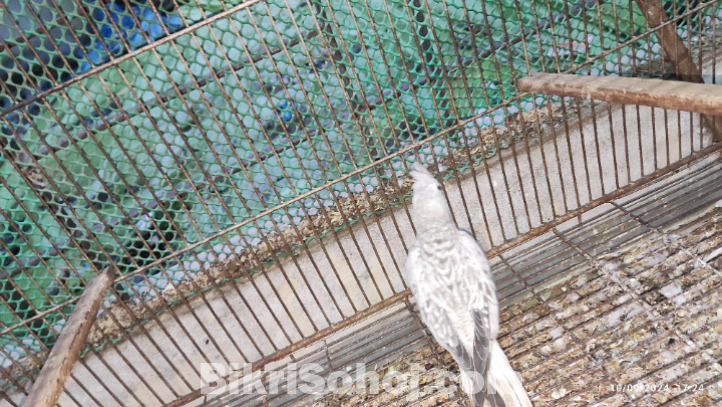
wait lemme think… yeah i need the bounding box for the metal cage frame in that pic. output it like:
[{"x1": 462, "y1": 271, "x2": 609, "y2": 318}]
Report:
[{"x1": 0, "y1": 0, "x2": 722, "y2": 405}]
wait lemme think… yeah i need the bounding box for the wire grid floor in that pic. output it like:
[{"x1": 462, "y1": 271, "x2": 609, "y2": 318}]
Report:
[{"x1": 196, "y1": 152, "x2": 722, "y2": 407}]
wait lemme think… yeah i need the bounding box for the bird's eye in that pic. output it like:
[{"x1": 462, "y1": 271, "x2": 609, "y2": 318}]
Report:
[{"x1": 437, "y1": 185, "x2": 442, "y2": 191}]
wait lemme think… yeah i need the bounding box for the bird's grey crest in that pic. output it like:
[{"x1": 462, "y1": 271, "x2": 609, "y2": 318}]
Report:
[
  {"x1": 410, "y1": 162, "x2": 439, "y2": 187},
  {"x1": 408, "y1": 162, "x2": 453, "y2": 229}
]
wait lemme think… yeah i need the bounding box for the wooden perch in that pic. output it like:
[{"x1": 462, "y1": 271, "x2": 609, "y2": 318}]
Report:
[
  {"x1": 518, "y1": 73, "x2": 722, "y2": 115},
  {"x1": 518, "y1": 73, "x2": 722, "y2": 141},
  {"x1": 23, "y1": 268, "x2": 115, "y2": 407}
]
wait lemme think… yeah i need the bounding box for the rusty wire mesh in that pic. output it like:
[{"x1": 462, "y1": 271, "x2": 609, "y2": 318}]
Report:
[{"x1": 0, "y1": 0, "x2": 722, "y2": 405}]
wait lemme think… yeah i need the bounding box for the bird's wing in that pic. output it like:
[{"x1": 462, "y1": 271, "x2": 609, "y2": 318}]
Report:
[
  {"x1": 406, "y1": 244, "x2": 470, "y2": 369},
  {"x1": 457, "y1": 229, "x2": 499, "y2": 339},
  {"x1": 458, "y1": 229, "x2": 501, "y2": 406},
  {"x1": 407, "y1": 231, "x2": 503, "y2": 405}
]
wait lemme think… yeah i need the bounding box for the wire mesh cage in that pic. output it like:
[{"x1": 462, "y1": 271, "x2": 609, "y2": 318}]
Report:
[{"x1": 1, "y1": 0, "x2": 722, "y2": 404}]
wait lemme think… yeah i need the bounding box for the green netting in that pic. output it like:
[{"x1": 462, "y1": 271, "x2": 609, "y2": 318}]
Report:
[{"x1": 0, "y1": 0, "x2": 719, "y2": 388}]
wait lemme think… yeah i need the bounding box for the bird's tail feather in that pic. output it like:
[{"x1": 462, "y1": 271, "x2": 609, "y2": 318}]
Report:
[{"x1": 476, "y1": 342, "x2": 533, "y2": 407}]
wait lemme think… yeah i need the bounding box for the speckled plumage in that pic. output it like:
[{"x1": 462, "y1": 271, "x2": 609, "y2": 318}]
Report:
[{"x1": 405, "y1": 162, "x2": 533, "y2": 407}]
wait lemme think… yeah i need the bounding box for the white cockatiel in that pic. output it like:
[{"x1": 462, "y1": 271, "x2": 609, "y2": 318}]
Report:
[{"x1": 405, "y1": 162, "x2": 533, "y2": 407}]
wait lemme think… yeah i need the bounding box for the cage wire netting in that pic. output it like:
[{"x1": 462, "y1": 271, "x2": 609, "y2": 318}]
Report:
[{"x1": 0, "y1": 0, "x2": 720, "y2": 394}]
